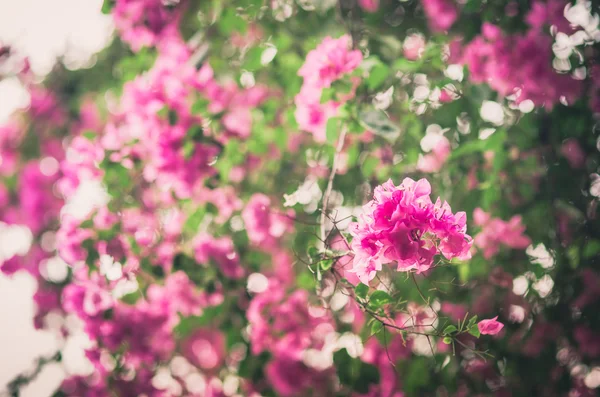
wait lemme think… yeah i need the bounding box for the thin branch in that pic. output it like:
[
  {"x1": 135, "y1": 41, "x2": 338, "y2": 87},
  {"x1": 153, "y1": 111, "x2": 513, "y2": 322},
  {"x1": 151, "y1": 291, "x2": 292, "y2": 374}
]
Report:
[{"x1": 320, "y1": 126, "x2": 348, "y2": 248}]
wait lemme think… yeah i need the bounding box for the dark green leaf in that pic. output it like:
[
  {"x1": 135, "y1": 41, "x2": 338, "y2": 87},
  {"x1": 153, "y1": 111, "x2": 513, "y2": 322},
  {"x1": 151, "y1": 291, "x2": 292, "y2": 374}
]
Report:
[
  {"x1": 371, "y1": 321, "x2": 383, "y2": 335},
  {"x1": 443, "y1": 325, "x2": 458, "y2": 335},
  {"x1": 355, "y1": 283, "x2": 369, "y2": 299},
  {"x1": 367, "y1": 64, "x2": 390, "y2": 91},
  {"x1": 358, "y1": 108, "x2": 400, "y2": 142},
  {"x1": 369, "y1": 290, "x2": 392, "y2": 307}
]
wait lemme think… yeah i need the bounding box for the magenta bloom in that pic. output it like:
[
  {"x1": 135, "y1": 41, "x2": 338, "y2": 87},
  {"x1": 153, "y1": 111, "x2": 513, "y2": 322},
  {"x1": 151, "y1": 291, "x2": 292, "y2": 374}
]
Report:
[
  {"x1": 298, "y1": 35, "x2": 363, "y2": 89},
  {"x1": 459, "y1": 21, "x2": 582, "y2": 108},
  {"x1": 560, "y1": 138, "x2": 586, "y2": 169},
  {"x1": 242, "y1": 193, "x2": 294, "y2": 251},
  {"x1": 295, "y1": 35, "x2": 362, "y2": 142},
  {"x1": 193, "y1": 233, "x2": 244, "y2": 279},
  {"x1": 417, "y1": 135, "x2": 452, "y2": 173},
  {"x1": 473, "y1": 208, "x2": 531, "y2": 259},
  {"x1": 349, "y1": 178, "x2": 472, "y2": 284},
  {"x1": 358, "y1": 0, "x2": 379, "y2": 13},
  {"x1": 478, "y1": 316, "x2": 504, "y2": 335},
  {"x1": 182, "y1": 328, "x2": 225, "y2": 372},
  {"x1": 421, "y1": 0, "x2": 458, "y2": 33}
]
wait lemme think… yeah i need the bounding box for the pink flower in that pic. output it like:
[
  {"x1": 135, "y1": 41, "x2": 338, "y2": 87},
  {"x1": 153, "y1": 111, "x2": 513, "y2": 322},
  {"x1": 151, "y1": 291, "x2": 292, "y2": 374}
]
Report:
[
  {"x1": 459, "y1": 22, "x2": 582, "y2": 108},
  {"x1": 403, "y1": 34, "x2": 426, "y2": 61},
  {"x1": 358, "y1": 0, "x2": 379, "y2": 13},
  {"x1": 193, "y1": 233, "x2": 244, "y2": 279},
  {"x1": 295, "y1": 36, "x2": 362, "y2": 142},
  {"x1": 417, "y1": 135, "x2": 451, "y2": 173},
  {"x1": 242, "y1": 194, "x2": 294, "y2": 251},
  {"x1": 112, "y1": 0, "x2": 181, "y2": 51},
  {"x1": 182, "y1": 328, "x2": 225, "y2": 371},
  {"x1": 298, "y1": 35, "x2": 362, "y2": 89},
  {"x1": 473, "y1": 208, "x2": 531, "y2": 259},
  {"x1": 560, "y1": 138, "x2": 585, "y2": 169},
  {"x1": 478, "y1": 316, "x2": 504, "y2": 335},
  {"x1": 421, "y1": 0, "x2": 458, "y2": 33},
  {"x1": 294, "y1": 100, "x2": 340, "y2": 143},
  {"x1": 349, "y1": 178, "x2": 472, "y2": 284}
]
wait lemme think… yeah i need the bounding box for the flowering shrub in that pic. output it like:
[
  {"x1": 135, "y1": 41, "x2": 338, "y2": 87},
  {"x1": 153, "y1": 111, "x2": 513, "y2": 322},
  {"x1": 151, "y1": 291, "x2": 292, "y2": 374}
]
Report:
[{"x1": 1, "y1": 0, "x2": 600, "y2": 396}]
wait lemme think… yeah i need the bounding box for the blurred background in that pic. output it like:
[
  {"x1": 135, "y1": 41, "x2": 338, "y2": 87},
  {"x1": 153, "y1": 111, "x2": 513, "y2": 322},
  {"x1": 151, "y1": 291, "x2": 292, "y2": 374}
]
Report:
[{"x1": 0, "y1": 1, "x2": 111, "y2": 394}]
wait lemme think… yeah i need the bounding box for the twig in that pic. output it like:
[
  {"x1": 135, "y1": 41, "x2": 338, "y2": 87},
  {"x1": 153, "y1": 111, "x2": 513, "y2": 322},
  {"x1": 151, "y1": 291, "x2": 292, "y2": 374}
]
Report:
[{"x1": 319, "y1": 126, "x2": 348, "y2": 248}]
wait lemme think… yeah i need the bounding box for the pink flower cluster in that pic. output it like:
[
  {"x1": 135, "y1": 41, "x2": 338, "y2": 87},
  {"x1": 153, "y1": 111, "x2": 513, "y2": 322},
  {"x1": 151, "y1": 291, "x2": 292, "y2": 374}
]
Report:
[
  {"x1": 349, "y1": 178, "x2": 472, "y2": 284},
  {"x1": 421, "y1": 0, "x2": 458, "y2": 33},
  {"x1": 295, "y1": 35, "x2": 362, "y2": 142},
  {"x1": 459, "y1": 21, "x2": 582, "y2": 108},
  {"x1": 473, "y1": 208, "x2": 531, "y2": 259},
  {"x1": 417, "y1": 135, "x2": 451, "y2": 173},
  {"x1": 60, "y1": 270, "x2": 223, "y2": 395},
  {"x1": 242, "y1": 193, "x2": 294, "y2": 251},
  {"x1": 247, "y1": 281, "x2": 336, "y2": 396},
  {"x1": 193, "y1": 233, "x2": 244, "y2": 279},
  {"x1": 112, "y1": 0, "x2": 181, "y2": 51}
]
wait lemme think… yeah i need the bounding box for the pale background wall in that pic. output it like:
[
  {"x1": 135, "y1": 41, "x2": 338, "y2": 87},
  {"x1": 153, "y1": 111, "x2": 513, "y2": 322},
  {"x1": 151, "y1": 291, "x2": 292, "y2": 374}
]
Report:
[{"x1": 0, "y1": 1, "x2": 112, "y2": 395}]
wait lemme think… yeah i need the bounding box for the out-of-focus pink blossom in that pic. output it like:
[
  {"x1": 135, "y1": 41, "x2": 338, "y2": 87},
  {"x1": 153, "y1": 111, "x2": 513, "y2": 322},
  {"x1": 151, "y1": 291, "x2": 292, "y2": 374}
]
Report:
[
  {"x1": 473, "y1": 208, "x2": 531, "y2": 259},
  {"x1": 403, "y1": 34, "x2": 426, "y2": 61},
  {"x1": 560, "y1": 138, "x2": 586, "y2": 169},
  {"x1": 194, "y1": 233, "x2": 244, "y2": 279},
  {"x1": 182, "y1": 328, "x2": 225, "y2": 372},
  {"x1": 112, "y1": 0, "x2": 181, "y2": 51},
  {"x1": 295, "y1": 36, "x2": 362, "y2": 142},
  {"x1": 417, "y1": 135, "x2": 451, "y2": 173},
  {"x1": 242, "y1": 194, "x2": 294, "y2": 251},
  {"x1": 358, "y1": 0, "x2": 379, "y2": 13},
  {"x1": 421, "y1": 0, "x2": 458, "y2": 32},
  {"x1": 298, "y1": 35, "x2": 362, "y2": 89},
  {"x1": 459, "y1": 22, "x2": 582, "y2": 108}
]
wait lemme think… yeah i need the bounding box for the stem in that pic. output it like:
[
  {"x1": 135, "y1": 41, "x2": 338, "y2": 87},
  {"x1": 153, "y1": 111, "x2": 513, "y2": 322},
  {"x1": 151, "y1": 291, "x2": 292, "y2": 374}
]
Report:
[{"x1": 320, "y1": 126, "x2": 348, "y2": 248}]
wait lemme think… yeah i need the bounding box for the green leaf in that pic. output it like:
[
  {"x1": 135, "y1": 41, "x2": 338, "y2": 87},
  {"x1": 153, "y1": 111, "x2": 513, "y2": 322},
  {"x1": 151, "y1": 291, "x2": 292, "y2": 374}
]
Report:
[
  {"x1": 442, "y1": 337, "x2": 453, "y2": 344},
  {"x1": 182, "y1": 140, "x2": 195, "y2": 159},
  {"x1": 361, "y1": 156, "x2": 379, "y2": 178},
  {"x1": 191, "y1": 98, "x2": 209, "y2": 115},
  {"x1": 333, "y1": 349, "x2": 380, "y2": 394},
  {"x1": 101, "y1": 0, "x2": 115, "y2": 14},
  {"x1": 358, "y1": 108, "x2": 400, "y2": 142},
  {"x1": 371, "y1": 321, "x2": 384, "y2": 335},
  {"x1": 583, "y1": 240, "x2": 600, "y2": 259},
  {"x1": 448, "y1": 140, "x2": 486, "y2": 161},
  {"x1": 468, "y1": 325, "x2": 481, "y2": 338},
  {"x1": 184, "y1": 206, "x2": 205, "y2": 235},
  {"x1": 367, "y1": 63, "x2": 390, "y2": 91},
  {"x1": 82, "y1": 131, "x2": 96, "y2": 141},
  {"x1": 369, "y1": 290, "x2": 392, "y2": 308},
  {"x1": 320, "y1": 87, "x2": 336, "y2": 104},
  {"x1": 394, "y1": 58, "x2": 422, "y2": 73},
  {"x1": 319, "y1": 259, "x2": 334, "y2": 271},
  {"x1": 355, "y1": 283, "x2": 369, "y2": 299},
  {"x1": 443, "y1": 325, "x2": 458, "y2": 335},
  {"x1": 467, "y1": 315, "x2": 478, "y2": 328},
  {"x1": 218, "y1": 8, "x2": 247, "y2": 35},
  {"x1": 307, "y1": 247, "x2": 320, "y2": 262},
  {"x1": 297, "y1": 272, "x2": 316, "y2": 290},
  {"x1": 243, "y1": 46, "x2": 263, "y2": 71},
  {"x1": 174, "y1": 304, "x2": 224, "y2": 337},
  {"x1": 326, "y1": 117, "x2": 340, "y2": 144},
  {"x1": 187, "y1": 125, "x2": 204, "y2": 142}
]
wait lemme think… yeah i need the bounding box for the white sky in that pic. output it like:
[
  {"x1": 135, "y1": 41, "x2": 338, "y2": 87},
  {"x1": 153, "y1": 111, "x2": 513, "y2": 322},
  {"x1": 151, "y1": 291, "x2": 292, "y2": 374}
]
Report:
[
  {"x1": 0, "y1": 0, "x2": 113, "y2": 122},
  {"x1": 0, "y1": 0, "x2": 113, "y2": 394}
]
